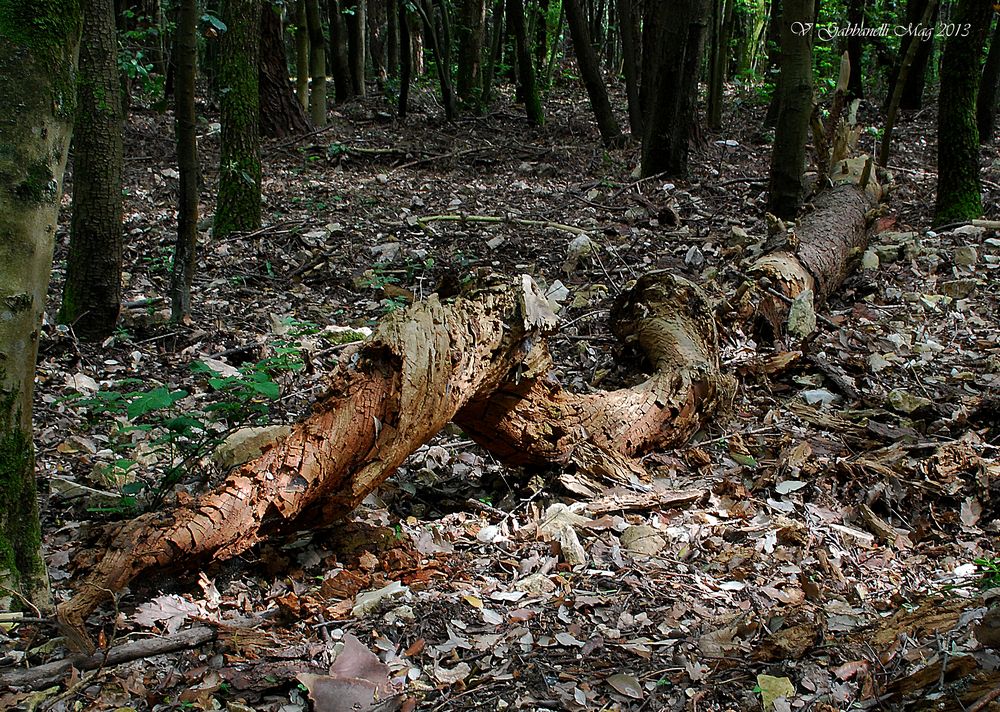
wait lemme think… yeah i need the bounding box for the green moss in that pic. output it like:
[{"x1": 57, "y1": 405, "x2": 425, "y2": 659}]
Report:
[
  {"x1": 0, "y1": 408, "x2": 45, "y2": 607},
  {"x1": 12, "y1": 162, "x2": 57, "y2": 204},
  {"x1": 3, "y1": 293, "x2": 32, "y2": 312},
  {"x1": 0, "y1": 0, "x2": 82, "y2": 50}
]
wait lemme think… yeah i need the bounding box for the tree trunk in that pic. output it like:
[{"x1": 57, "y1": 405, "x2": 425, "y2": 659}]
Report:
[
  {"x1": 507, "y1": 0, "x2": 544, "y2": 126},
  {"x1": 639, "y1": 0, "x2": 708, "y2": 178},
  {"x1": 0, "y1": 0, "x2": 82, "y2": 611},
  {"x1": 934, "y1": 0, "x2": 992, "y2": 226},
  {"x1": 418, "y1": 0, "x2": 458, "y2": 120},
  {"x1": 616, "y1": 0, "x2": 641, "y2": 136},
  {"x1": 170, "y1": 0, "x2": 200, "y2": 321},
  {"x1": 891, "y1": 0, "x2": 938, "y2": 111},
  {"x1": 564, "y1": 0, "x2": 622, "y2": 146},
  {"x1": 214, "y1": 0, "x2": 262, "y2": 239},
  {"x1": 60, "y1": 0, "x2": 125, "y2": 341},
  {"x1": 457, "y1": 0, "x2": 486, "y2": 105},
  {"x1": 258, "y1": 3, "x2": 311, "y2": 138},
  {"x1": 304, "y1": 0, "x2": 327, "y2": 124},
  {"x1": 329, "y1": 0, "x2": 354, "y2": 102},
  {"x1": 977, "y1": 17, "x2": 1000, "y2": 145},
  {"x1": 346, "y1": 1, "x2": 367, "y2": 96},
  {"x1": 878, "y1": 0, "x2": 938, "y2": 168},
  {"x1": 481, "y1": 0, "x2": 504, "y2": 107},
  {"x1": 707, "y1": 0, "x2": 732, "y2": 130},
  {"x1": 292, "y1": 0, "x2": 311, "y2": 109},
  {"x1": 386, "y1": 0, "x2": 399, "y2": 78},
  {"x1": 845, "y1": 0, "x2": 865, "y2": 100},
  {"x1": 763, "y1": 0, "x2": 781, "y2": 127},
  {"x1": 767, "y1": 0, "x2": 812, "y2": 220},
  {"x1": 397, "y1": 0, "x2": 411, "y2": 116},
  {"x1": 369, "y1": 0, "x2": 386, "y2": 81}
]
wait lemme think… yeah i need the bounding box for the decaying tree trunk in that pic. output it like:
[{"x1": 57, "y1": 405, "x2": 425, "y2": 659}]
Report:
[{"x1": 58, "y1": 166, "x2": 883, "y2": 652}]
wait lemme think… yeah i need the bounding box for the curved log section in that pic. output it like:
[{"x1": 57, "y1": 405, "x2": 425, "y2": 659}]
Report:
[{"x1": 455, "y1": 273, "x2": 735, "y2": 488}]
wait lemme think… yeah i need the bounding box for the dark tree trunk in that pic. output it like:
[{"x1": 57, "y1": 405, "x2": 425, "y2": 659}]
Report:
[
  {"x1": 766, "y1": 0, "x2": 812, "y2": 220},
  {"x1": 977, "y1": 18, "x2": 1000, "y2": 145},
  {"x1": 304, "y1": 0, "x2": 327, "y2": 124},
  {"x1": 639, "y1": 0, "x2": 708, "y2": 178},
  {"x1": 707, "y1": 0, "x2": 733, "y2": 129},
  {"x1": 457, "y1": 0, "x2": 486, "y2": 105},
  {"x1": 534, "y1": 0, "x2": 550, "y2": 73},
  {"x1": 170, "y1": 0, "x2": 199, "y2": 320},
  {"x1": 616, "y1": 0, "x2": 641, "y2": 135},
  {"x1": 258, "y1": 4, "x2": 311, "y2": 138},
  {"x1": 60, "y1": 0, "x2": 125, "y2": 340},
  {"x1": 387, "y1": 0, "x2": 399, "y2": 78},
  {"x1": 763, "y1": 0, "x2": 781, "y2": 126},
  {"x1": 369, "y1": 0, "x2": 386, "y2": 81},
  {"x1": 329, "y1": 0, "x2": 354, "y2": 102},
  {"x1": 481, "y1": 0, "x2": 504, "y2": 106},
  {"x1": 214, "y1": 0, "x2": 262, "y2": 239},
  {"x1": 507, "y1": 0, "x2": 543, "y2": 125},
  {"x1": 419, "y1": 0, "x2": 458, "y2": 120},
  {"x1": 845, "y1": 0, "x2": 864, "y2": 100},
  {"x1": 934, "y1": 0, "x2": 992, "y2": 225},
  {"x1": 346, "y1": 1, "x2": 367, "y2": 96},
  {"x1": 398, "y1": 0, "x2": 411, "y2": 116},
  {"x1": 897, "y1": 0, "x2": 937, "y2": 111},
  {"x1": 564, "y1": 0, "x2": 622, "y2": 145},
  {"x1": 292, "y1": 0, "x2": 310, "y2": 108}
]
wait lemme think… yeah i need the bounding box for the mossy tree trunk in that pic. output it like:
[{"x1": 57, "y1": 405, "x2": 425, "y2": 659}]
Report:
[
  {"x1": 59, "y1": 0, "x2": 124, "y2": 341},
  {"x1": 507, "y1": 0, "x2": 544, "y2": 126},
  {"x1": 214, "y1": 0, "x2": 262, "y2": 239},
  {"x1": 0, "y1": 0, "x2": 82, "y2": 610},
  {"x1": 639, "y1": 0, "x2": 709, "y2": 178},
  {"x1": 766, "y1": 0, "x2": 812, "y2": 220},
  {"x1": 171, "y1": 0, "x2": 200, "y2": 320},
  {"x1": 564, "y1": 0, "x2": 622, "y2": 146},
  {"x1": 934, "y1": 0, "x2": 992, "y2": 226}
]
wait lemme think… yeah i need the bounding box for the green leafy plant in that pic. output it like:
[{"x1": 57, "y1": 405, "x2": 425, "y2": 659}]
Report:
[{"x1": 975, "y1": 557, "x2": 1000, "y2": 590}]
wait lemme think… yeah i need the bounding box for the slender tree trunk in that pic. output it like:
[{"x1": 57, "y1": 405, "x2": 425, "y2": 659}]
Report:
[
  {"x1": 763, "y1": 0, "x2": 781, "y2": 126},
  {"x1": 457, "y1": 0, "x2": 486, "y2": 105},
  {"x1": 346, "y1": 1, "x2": 367, "y2": 96},
  {"x1": 640, "y1": 0, "x2": 709, "y2": 177},
  {"x1": 507, "y1": 0, "x2": 543, "y2": 126},
  {"x1": 0, "y1": 0, "x2": 82, "y2": 611},
  {"x1": 387, "y1": 0, "x2": 399, "y2": 78},
  {"x1": 329, "y1": 0, "x2": 354, "y2": 102},
  {"x1": 481, "y1": 0, "x2": 504, "y2": 106},
  {"x1": 845, "y1": 0, "x2": 865, "y2": 100},
  {"x1": 214, "y1": 0, "x2": 262, "y2": 238},
  {"x1": 893, "y1": 0, "x2": 938, "y2": 111},
  {"x1": 878, "y1": 0, "x2": 938, "y2": 167},
  {"x1": 934, "y1": 0, "x2": 992, "y2": 225},
  {"x1": 293, "y1": 0, "x2": 310, "y2": 108},
  {"x1": 258, "y1": 4, "x2": 311, "y2": 138},
  {"x1": 420, "y1": 0, "x2": 458, "y2": 120},
  {"x1": 766, "y1": 0, "x2": 812, "y2": 219},
  {"x1": 60, "y1": 0, "x2": 125, "y2": 340},
  {"x1": 977, "y1": 18, "x2": 1000, "y2": 145},
  {"x1": 707, "y1": 0, "x2": 733, "y2": 129},
  {"x1": 398, "y1": 0, "x2": 411, "y2": 116},
  {"x1": 171, "y1": 0, "x2": 199, "y2": 320},
  {"x1": 369, "y1": 0, "x2": 386, "y2": 81},
  {"x1": 304, "y1": 0, "x2": 327, "y2": 124},
  {"x1": 616, "y1": 0, "x2": 641, "y2": 135},
  {"x1": 564, "y1": 0, "x2": 622, "y2": 145}
]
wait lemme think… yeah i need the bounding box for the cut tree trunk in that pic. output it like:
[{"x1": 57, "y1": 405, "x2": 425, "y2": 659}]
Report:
[{"x1": 58, "y1": 166, "x2": 882, "y2": 651}]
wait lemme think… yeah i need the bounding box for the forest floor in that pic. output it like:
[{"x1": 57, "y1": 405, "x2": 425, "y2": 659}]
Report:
[{"x1": 3, "y1": 77, "x2": 1000, "y2": 711}]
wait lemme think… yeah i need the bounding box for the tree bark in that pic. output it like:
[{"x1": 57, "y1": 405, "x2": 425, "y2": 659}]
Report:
[
  {"x1": 616, "y1": 0, "x2": 641, "y2": 136},
  {"x1": 457, "y1": 0, "x2": 486, "y2": 105},
  {"x1": 563, "y1": 0, "x2": 622, "y2": 146},
  {"x1": 0, "y1": 0, "x2": 82, "y2": 611},
  {"x1": 977, "y1": 17, "x2": 1000, "y2": 145},
  {"x1": 346, "y1": 1, "x2": 367, "y2": 96},
  {"x1": 214, "y1": 0, "x2": 263, "y2": 239},
  {"x1": 60, "y1": 0, "x2": 125, "y2": 341},
  {"x1": 170, "y1": 0, "x2": 200, "y2": 320},
  {"x1": 640, "y1": 0, "x2": 709, "y2": 178},
  {"x1": 507, "y1": 0, "x2": 544, "y2": 126},
  {"x1": 292, "y1": 0, "x2": 311, "y2": 109},
  {"x1": 767, "y1": 0, "x2": 812, "y2": 220},
  {"x1": 420, "y1": 0, "x2": 458, "y2": 120},
  {"x1": 887, "y1": 0, "x2": 938, "y2": 112},
  {"x1": 844, "y1": 0, "x2": 865, "y2": 100},
  {"x1": 258, "y1": 3, "x2": 311, "y2": 138},
  {"x1": 707, "y1": 0, "x2": 733, "y2": 130},
  {"x1": 934, "y1": 0, "x2": 992, "y2": 226},
  {"x1": 397, "y1": 0, "x2": 411, "y2": 116},
  {"x1": 304, "y1": 0, "x2": 327, "y2": 124},
  {"x1": 329, "y1": 0, "x2": 354, "y2": 102}
]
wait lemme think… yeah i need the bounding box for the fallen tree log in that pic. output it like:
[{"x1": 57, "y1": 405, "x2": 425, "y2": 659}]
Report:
[{"x1": 55, "y1": 161, "x2": 884, "y2": 655}]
